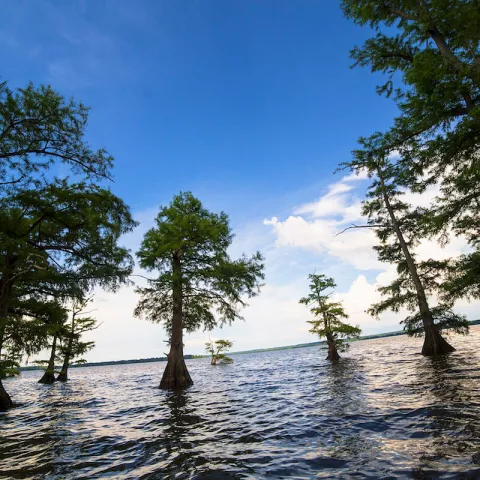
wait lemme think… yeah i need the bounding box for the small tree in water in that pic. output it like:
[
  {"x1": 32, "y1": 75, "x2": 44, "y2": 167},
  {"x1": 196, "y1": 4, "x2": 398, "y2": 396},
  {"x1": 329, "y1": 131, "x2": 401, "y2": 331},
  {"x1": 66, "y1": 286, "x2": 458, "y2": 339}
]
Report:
[
  {"x1": 206, "y1": 339, "x2": 233, "y2": 365},
  {"x1": 300, "y1": 274, "x2": 361, "y2": 361},
  {"x1": 36, "y1": 302, "x2": 68, "y2": 384},
  {"x1": 135, "y1": 192, "x2": 264, "y2": 390},
  {"x1": 57, "y1": 297, "x2": 98, "y2": 382}
]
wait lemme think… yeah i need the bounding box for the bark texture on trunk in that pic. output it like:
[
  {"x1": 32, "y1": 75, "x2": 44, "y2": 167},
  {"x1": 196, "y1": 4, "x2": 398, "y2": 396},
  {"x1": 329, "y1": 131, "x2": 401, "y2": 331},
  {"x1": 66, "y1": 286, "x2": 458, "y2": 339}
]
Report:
[
  {"x1": 380, "y1": 177, "x2": 455, "y2": 356},
  {"x1": 0, "y1": 379, "x2": 13, "y2": 411},
  {"x1": 57, "y1": 323, "x2": 74, "y2": 382},
  {"x1": 159, "y1": 252, "x2": 193, "y2": 390},
  {"x1": 0, "y1": 261, "x2": 15, "y2": 411},
  {"x1": 210, "y1": 356, "x2": 217, "y2": 365},
  {"x1": 422, "y1": 326, "x2": 455, "y2": 356},
  {"x1": 326, "y1": 333, "x2": 340, "y2": 361},
  {"x1": 57, "y1": 353, "x2": 70, "y2": 382},
  {"x1": 39, "y1": 334, "x2": 58, "y2": 384}
]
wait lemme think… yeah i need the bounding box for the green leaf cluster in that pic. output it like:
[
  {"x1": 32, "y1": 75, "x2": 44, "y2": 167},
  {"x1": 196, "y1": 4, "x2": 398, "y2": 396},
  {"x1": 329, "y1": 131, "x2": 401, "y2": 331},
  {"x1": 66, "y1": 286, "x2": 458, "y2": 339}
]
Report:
[
  {"x1": 205, "y1": 339, "x2": 234, "y2": 364},
  {"x1": 300, "y1": 274, "x2": 361, "y2": 352},
  {"x1": 341, "y1": 0, "x2": 479, "y2": 334},
  {"x1": 0, "y1": 80, "x2": 136, "y2": 396},
  {"x1": 135, "y1": 192, "x2": 264, "y2": 336}
]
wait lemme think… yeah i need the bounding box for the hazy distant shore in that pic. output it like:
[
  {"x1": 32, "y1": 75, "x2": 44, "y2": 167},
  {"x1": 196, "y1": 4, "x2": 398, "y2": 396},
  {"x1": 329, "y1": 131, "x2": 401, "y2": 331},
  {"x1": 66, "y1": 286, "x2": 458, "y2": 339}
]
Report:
[{"x1": 19, "y1": 320, "x2": 479, "y2": 372}]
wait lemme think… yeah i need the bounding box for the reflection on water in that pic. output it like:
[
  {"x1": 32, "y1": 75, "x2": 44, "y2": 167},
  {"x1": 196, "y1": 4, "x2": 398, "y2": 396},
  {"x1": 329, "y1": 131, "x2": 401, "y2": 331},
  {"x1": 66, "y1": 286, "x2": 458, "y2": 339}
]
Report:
[{"x1": 1, "y1": 327, "x2": 479, "y2": 479}]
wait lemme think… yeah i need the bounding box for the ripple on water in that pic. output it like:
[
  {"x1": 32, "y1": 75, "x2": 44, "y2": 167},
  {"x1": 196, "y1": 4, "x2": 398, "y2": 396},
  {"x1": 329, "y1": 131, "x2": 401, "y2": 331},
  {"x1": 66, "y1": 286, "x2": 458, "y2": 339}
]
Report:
[{"x1": 1, "y1": 327, "x2": 480, "y2": 479}]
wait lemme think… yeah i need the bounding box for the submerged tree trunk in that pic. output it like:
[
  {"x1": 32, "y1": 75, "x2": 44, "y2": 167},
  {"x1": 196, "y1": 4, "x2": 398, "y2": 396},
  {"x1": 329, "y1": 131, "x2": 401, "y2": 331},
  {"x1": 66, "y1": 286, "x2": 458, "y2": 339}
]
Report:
[
  {"x1": 422, "y1": 323, "x2": 455, "y2": 355},
  {"x1": 159, "y1": 252, "x2": 193, "y2": 389},
  {"x1": 0, "y1": 264, "x2": 15, "y2": 411},
  {"x1": 380, "y1": 178, "x2": 455, "y2": 355},
  {"x1": 211, "y1": 355, "x2": 217, "y2": 365},
  {"x1": 57, "y1": 320, "x2": 75, "y2": 382},
  {"x1": 326, "y1": 333, "x2": 340, "y2": 361},
  {"x1": 57, "y1": 351, "x2": 70, "y2": 382},
  {"x1": 0, "y1": 379, "x2": 13, "y2": 411},
  {"x1": 39, "y1": 334, "x2": 58, "y2": 384}
]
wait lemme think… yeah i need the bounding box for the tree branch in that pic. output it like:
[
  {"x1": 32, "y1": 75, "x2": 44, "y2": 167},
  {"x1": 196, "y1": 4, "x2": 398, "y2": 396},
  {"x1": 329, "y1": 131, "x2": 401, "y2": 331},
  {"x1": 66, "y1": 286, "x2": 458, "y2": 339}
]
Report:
[{"x1": 335, "y1": 223, "x2": 383, "y2": 236}]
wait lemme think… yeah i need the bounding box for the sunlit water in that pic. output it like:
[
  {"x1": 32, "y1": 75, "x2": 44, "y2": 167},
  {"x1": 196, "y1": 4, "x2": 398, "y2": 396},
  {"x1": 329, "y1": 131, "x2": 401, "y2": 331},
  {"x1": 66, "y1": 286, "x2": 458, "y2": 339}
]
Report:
[{"x1": 1, "y1": 327, "x2": 479, "y2": 479}]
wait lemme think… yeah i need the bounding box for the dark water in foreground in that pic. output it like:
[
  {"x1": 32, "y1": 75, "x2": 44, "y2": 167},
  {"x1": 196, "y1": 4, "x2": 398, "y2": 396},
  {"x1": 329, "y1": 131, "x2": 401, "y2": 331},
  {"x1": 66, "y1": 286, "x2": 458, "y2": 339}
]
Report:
[{"x1": 1, "y1": 328, "x2": 480, "y2": 479}]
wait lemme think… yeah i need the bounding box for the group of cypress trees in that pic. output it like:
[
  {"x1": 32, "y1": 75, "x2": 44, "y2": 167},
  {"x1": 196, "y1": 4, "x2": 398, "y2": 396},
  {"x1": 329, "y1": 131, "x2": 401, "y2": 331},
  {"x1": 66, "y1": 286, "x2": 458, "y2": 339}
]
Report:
[
  {"x1": 334, "y1": 0, "x2": 479, "y2": 356},
  {"x1": 1, "y1": 1, "x2": 478, "y2": 409},
  {"x1": 0, "y1": 82, "x2": 137, "y2": 411}
]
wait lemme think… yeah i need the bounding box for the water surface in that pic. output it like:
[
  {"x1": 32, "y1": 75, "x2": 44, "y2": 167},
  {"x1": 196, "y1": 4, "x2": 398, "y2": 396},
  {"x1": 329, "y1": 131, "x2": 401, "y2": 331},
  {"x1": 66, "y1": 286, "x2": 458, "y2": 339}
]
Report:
[{"x1": 1, "y1": 328, "x2": 479, "y2": 479}]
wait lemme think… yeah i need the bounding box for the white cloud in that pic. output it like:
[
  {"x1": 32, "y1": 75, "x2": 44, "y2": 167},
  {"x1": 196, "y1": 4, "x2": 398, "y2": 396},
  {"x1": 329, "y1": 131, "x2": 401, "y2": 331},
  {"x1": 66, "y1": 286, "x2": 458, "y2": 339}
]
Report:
[
  {"x1": 340, "y1": 169, "x2": 369, "y2": 183},
  {"x1": 264, "y1": 172, "x2": 480, "y2": 340},
  {"x1": 46, "y1": 175, "x2": 479, "y2": 363},
  {"x1": 294, "y1": 171, "x2": 368, "y2": 219},
  {"x1": 335, "y1": 274, "x2": 402, "y2": 333}
]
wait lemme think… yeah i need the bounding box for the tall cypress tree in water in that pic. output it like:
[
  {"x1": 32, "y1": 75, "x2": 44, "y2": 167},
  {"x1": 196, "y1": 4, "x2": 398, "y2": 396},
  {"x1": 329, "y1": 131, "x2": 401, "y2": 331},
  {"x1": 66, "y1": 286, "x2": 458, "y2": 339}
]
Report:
[
  {"x1": 57, "y1": 297, "x2": 98, "y2": 382},
  {"x1": 0, "y1": 82, "x2": 136, "y2": 411},
  {"x1": 135, "y1": 192, "x2": 264, "y2": 389},
  {"x1": 341, "y1": 0, "x2": 480, "y2": 307},
  {"x1": 300, "y1": 274, "x2": 361, "y2": 361},
  {"x1": 37, "y1": 302, "x2": 68, "y2": 384},
  {"x1": 343, "y1": 156, "x2": 468, "y2": 355}
]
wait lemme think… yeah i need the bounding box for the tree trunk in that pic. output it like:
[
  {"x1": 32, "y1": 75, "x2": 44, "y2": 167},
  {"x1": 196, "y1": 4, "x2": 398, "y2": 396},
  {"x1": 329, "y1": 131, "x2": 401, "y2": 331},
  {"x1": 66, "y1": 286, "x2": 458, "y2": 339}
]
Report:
[
  {"x1": 57, "y1": 319, "x2": 75, "y2": 382},
  {"x1": 326, "y1": 333, "x2": 340, "y2": 361},
  {"x1": 0, "y1": 263, "x2": 15, "y2": 411},
  {"x1": 422, "y1": 324, "x2": 455, "y2": 355},
  {"x1": 57, "y1": 351, "x2": 70, "y2": 382},
  {"x1": 380, "y1": 177, "x2": 455, "y2": 355},
  {"x1": 159, "y1": 252, "x2": 193, "y2": 389},
  {"x1": 211, "y1": 356, "x2": 217, "y2": 365},
  {"x1": 0, "y1": 379, "x2": 13, "y2": 411},
  {"x1": 39, "y1": 334, "x2": 58, "y2": 384}
]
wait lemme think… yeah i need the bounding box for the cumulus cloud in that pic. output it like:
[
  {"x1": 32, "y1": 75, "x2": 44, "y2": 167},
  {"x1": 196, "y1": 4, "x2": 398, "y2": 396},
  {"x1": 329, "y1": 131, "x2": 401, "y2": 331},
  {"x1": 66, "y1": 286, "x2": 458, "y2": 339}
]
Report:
[
  {"x1": 59, "y1": 175, "x2": 480, "y2": 362},
  {"x1": 264, "y1": 172, "x2": 385, "y2": 270},
  {"x1": 263, "y1": 171, "x2": 480, "y2": 338}
]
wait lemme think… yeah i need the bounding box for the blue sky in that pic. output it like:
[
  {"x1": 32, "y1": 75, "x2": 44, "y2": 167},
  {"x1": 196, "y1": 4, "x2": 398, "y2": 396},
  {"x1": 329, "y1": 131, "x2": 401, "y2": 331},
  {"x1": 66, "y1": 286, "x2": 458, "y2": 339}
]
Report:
[
  {"x1": 2, "y1": 1, "x2": 477, "y2": 361},
  {"x1": 1, "y1": 0, "x2": 396, "y2": 214}
]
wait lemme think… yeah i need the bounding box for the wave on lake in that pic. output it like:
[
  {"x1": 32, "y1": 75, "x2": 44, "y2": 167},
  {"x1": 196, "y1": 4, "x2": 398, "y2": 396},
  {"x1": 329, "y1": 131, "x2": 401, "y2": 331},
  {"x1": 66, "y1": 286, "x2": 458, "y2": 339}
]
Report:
[{"x1": 1, "y1": 327, "x2": 480, "y2": 479}]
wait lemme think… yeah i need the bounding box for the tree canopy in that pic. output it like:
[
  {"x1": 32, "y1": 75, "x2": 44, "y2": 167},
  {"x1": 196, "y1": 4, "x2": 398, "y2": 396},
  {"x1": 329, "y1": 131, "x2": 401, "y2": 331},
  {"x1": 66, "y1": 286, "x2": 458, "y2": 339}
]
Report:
[
  {"x1": 342, "y1": 0, "x2": 480, "y2": 302},
  {"x1": 347, "y1": 154, "x2": 469, "y2": 339},
  {"x1": 135, "y1": 192, "x2": 264, "y2": 389},
  {"x1": 0, "y1": 81, "x2": 114, "y2": 194},
  {"x1": 300, "y1": 274, "x2": 361, "y2": 360},
  {"x1": 206, "y1": 339, "x2": 234, "y2": 365},
  {"x1": 0, "y1": 80, "x2": 136, "y2": 410},
  {"x1": 135, "y1": 192, "x2": 264, "y2": 335}
]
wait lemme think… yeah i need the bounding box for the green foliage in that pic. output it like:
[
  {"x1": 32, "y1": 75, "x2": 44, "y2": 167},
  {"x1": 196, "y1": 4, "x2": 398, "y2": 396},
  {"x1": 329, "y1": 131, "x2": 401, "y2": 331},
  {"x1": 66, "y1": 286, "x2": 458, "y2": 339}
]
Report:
[
  {"x1": 0, "y1": 81, "x2": 114, "y2": 194},
  {"x1": 342, "y1": 0, "x2": 480, "y2": 302},
  {"x1": 0, "y1": 80, "x2": 136, "y2": 398},
  {"x1": 135, "y1": 192, "x2": 264, "y2": 336},
  {"x1": 59, "y1": 297, "x2": 99, "y2": 368},
  {"x1": 300, "y1": 274, "x2": 361, "y2": 352},
  {"x1": 343, "y1": 154, "x2": 468, "y2": 337},
  {"x1": 0, "y1": 180, "x2": 136, "y2": 293},
  {"x1": 206, "y1": 339, "x2": 234, "y2": 364},
  {"x1": 0, "y1": 299, "x2": 68, "y2": 377},
  {"x1": 0, "y1": 358, "x2": 20, "y2": 379}
]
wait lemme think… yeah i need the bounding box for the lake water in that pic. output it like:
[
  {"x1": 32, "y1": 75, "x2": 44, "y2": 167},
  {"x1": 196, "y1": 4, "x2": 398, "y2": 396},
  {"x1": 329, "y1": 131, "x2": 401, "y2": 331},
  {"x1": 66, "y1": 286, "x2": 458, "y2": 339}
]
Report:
[{"x1": 1, "y1": 327, "x2": 479, "y2": 479}]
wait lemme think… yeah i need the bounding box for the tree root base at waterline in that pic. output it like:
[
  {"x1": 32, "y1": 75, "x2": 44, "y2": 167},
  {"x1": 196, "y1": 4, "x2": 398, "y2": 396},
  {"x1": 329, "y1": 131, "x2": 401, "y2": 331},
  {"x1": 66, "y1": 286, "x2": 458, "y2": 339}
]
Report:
[
  {"x1": 422, "y1": 329, "x2": 456, "y2": 356},
  {"x1": 38, "y1": 372, "x2": 56, "y2": 384},
  {"x1": 56, "y1": 372, "x2": 68, "y2": 382},
  {"x1": 159, "y1": 360, "x2": 194, "y2": 390},
  {"x1": 326, "y1": 341, "x2": 340, "y2": 361},
  {"x1": 326, "y1": 352, "x2": 341, "y2": 361},
  {"x1": 0, "y1": 384, "x2": 13, "y2": 411}
]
